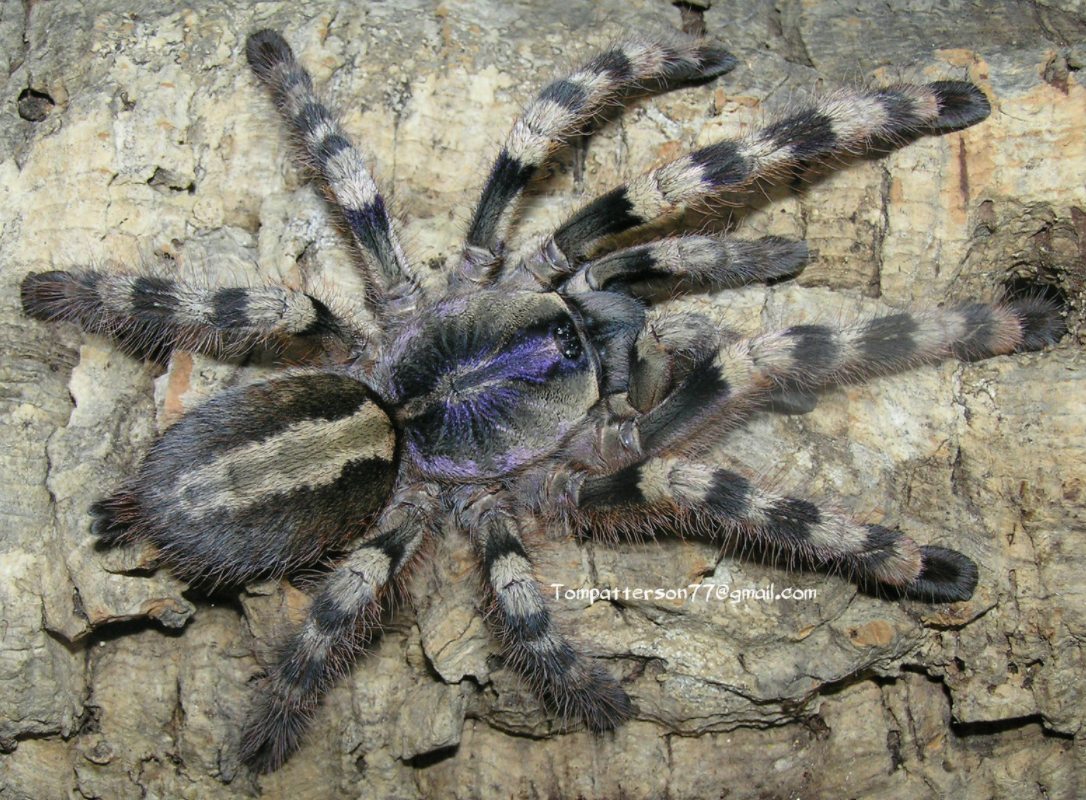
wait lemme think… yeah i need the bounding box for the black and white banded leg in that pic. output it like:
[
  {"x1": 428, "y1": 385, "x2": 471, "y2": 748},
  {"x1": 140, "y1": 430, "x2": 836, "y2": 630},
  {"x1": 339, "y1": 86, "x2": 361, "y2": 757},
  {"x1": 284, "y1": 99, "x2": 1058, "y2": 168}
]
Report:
[
  {"x1": 568, "y1": 235, "x2": 811, "y2": 295},
  {"x1": 733, "y1": 298, "x2": 1066, "y2": 389},
  {"x1": 545, "y1": 81, "x2": 991, "y2": 262},
  {"x1": 568, "y1": 299, "x2": 1063, "y2": 469},
  {"x1": 246, "y1": 30, "x2": 420, "y2": 309},
  {"x1": 20, "y1": 269, "x2": 362, "y2": 359},
  {"x1": 463, "y1": 31, "x2": 737, "y2": 282},
  {"x1": 239, "y1": 483, "x2": 439, "y2": 773},
  {"x1": 542, "y1": 459, "x2": 977, "y2": 603},
  {"x1": 461, "y1": 492, "x2": 633, "y2": 731}
]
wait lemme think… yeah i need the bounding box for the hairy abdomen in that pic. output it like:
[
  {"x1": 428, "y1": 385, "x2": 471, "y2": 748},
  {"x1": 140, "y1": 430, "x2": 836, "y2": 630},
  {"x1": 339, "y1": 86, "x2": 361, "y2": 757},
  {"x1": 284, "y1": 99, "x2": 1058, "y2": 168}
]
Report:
[{"x1": 92, "y1": 373, "x2": 398, "y2": 584}]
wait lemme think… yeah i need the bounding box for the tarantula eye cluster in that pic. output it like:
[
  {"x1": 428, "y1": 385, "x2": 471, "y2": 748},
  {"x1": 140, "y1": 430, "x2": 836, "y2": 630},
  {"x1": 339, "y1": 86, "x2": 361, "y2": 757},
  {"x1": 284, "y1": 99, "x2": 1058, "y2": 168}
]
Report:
[
  {"x1": 20, "y1": 24, "x2": 1062, "y2": 774},
  {"x1": 554, "y1": 320, "x2": 583, "y2": 360}
]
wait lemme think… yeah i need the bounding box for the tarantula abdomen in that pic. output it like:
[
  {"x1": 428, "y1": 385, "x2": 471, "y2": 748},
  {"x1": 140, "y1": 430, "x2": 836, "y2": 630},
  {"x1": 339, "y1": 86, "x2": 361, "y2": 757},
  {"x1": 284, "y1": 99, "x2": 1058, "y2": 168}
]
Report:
[{"x1": 91, "y1": 373, "x2": 398, "y2": 585}]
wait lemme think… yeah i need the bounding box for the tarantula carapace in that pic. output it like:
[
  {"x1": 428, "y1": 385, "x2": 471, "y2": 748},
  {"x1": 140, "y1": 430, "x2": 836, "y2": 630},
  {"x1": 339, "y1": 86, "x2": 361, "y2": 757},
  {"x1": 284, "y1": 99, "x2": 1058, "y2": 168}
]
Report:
[{"x1": 20, "y1": 28, "x2": 1062, "y2": 772}]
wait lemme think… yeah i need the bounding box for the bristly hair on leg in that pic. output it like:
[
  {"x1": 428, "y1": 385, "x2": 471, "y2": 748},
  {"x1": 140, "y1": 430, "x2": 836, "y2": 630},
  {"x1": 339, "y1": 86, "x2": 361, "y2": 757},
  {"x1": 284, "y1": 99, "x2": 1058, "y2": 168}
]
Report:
[
  {"x1": 246, "y1": 29, "x2": 421, "y2": 310},
  {"x1": 19, "y1": 266, "x2": 364, "y2": 362},
  {"x1": 462, "y1": 29, "x2": 738, "y2": 282},
  {"x1": 461, "y1": 491, "x2": 634, "y2": 731}
]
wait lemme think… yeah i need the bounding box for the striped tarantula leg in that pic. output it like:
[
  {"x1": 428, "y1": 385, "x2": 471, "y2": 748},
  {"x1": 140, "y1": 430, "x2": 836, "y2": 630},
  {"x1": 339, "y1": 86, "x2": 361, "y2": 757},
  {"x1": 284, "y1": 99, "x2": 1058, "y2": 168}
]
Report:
[
  {"x1": 633, "y1": 300, "x2": 1064, "y2": 447},
  {"x1": 624, "y1": 308, "x2": 817, "y2": 420},
  {"x1": 563, "y1": 459, "x2": 977, "y2": 603},
  {"x1": 581, "y1": 299, "x2": 1064, "y2": 467},
  {"x1": 462, "y1": 493, "x2": 633, "y2": 731},
  {"x1": 742, "y1": 300, "x2": 1066, "y2": 389},
  {"x1": 20, "y1": 269, "x2": 360, "y2": 359},
  {"x1": 245, "y1": 30, "x2": 419, "y2": 305},
  {"x1": 548, "y1": 81, "x2": 991, "y2": 261},
  {"x1": 239, "y1": 485, "x2": 438, "y2": 774},
  {"x1": 573, "y1": 235, "x2": 810, "y2": 295},
  {"x1": 462, "y1": 31, "x2": 736, "y2": 282}
]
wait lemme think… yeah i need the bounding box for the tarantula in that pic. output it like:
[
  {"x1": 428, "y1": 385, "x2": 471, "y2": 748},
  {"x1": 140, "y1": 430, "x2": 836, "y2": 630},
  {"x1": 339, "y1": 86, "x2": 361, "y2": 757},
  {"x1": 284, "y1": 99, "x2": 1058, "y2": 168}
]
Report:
[{"x1": 20, "y1": 28, "x2": 1062, "y2": 773}]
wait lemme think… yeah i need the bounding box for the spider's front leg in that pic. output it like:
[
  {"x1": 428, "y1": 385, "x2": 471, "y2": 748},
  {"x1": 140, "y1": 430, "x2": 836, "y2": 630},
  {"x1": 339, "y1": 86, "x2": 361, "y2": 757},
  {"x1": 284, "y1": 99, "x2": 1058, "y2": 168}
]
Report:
[
  {"x1": 540, "y1": 80, "x2": 992, "y2": 267},
  {"x1": 569, "y1": 297, "x2": 1064, "y2": 469},
  {"x1": 463, "y1": 30, "x2": 737, "y2": 285},
  {"x1": 569, "y1": 234, "x2": 811, "y2": 296},
  {"x1": 456, "y1": 489, "x2": 633, "y2": 730},
  {"x1": 240, "y1": 482, "x2": 440, "y2": 774}
]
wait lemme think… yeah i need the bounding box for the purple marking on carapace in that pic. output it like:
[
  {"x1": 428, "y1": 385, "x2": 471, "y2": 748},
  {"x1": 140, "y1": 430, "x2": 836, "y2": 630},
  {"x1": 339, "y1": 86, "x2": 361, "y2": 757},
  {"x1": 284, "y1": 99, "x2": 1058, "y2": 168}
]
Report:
[
  {"x1": 407, "y1": 449, "x2": 485, "y2": 480},
  {"x1": 449, "y1": 330, "x2": 571, "y2": 392},
  {"x1": 431, "y1": 332, "x2": 570, "y2": 440},
  {"x1": 386, "y1": 298, "x2": 578, "y2": 405},
  {"x1": 442, "y1": 386, "x2": 516, "y2": 426},
  {"x1": 402, "y1": 329, "x2": 586, "y2": 479}
]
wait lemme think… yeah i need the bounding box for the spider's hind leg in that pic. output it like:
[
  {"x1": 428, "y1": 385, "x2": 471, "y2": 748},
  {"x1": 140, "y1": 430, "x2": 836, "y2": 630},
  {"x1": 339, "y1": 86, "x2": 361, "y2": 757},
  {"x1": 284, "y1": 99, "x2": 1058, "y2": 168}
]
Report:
[
  {"x1": 240, "y1": 483, "x2": 439, "y2": 773},
  {"x1": 459, "y1": 491, "x2": 633, "y2": 731}
]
